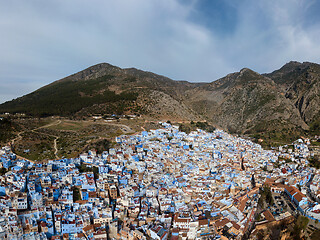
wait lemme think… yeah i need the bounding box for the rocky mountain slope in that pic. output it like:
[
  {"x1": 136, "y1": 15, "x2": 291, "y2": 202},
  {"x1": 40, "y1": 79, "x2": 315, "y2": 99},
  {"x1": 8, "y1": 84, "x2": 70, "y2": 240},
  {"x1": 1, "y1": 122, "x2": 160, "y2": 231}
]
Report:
[
  {"x1": 265, "y1": 61, "x2": 320, "y2": 131},
  {"x1": 0, "y1": 63, "x2": 202, "y2": 120},
  {"x1": 184, "y1": 68, "x2": 308, "y2": 135},
  {"x1": 0, "y1": 61, "x2": 319, "y2": 142}
]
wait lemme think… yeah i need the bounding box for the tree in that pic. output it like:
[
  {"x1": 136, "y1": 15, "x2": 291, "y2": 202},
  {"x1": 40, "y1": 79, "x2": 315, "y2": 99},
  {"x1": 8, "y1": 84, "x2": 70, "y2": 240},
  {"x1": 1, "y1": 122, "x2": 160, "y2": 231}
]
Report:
[
  {"x1": 241, "y1": 158, "x2": 245, "y2": 171},
  {"x1": 291, "y1": 215, "x2": 309, "y2": 240},
  {"x1": 77, "y1": 164, "x2": 99, "y2": 180},
  {"x1": 255, "y1": 214, "x2": 261, "y2": 221},
  {"x1": 72, "y1": 186, "x2": 81, "y2": 202},
  {"x1": 257, "y1": 230, "x2": 264, "y2": 240},
  {"x1": 297, "y1": 215, "x2": 309, "y2": 230},
  {"x1": 260, "y1": 185, "x2": 274, "y2": 205},
  {"x1": 179, "y1": 124, "x2": 191, "y2": 134},
  {"x1": 93, "y1": 166, "x2": 99, "y2": 180},
  {"x1": 251, "y1": 174, "x2": 256, "y2": 188},
  {"x1": 297, "y1": 184, "x2": 302, "y2": 191},
  {"x1": 258, "y1": 197, "x2": 264, "y2": 208},
  {"x1": 0, "y1": 168, "x2": 8, "y2": 176}
]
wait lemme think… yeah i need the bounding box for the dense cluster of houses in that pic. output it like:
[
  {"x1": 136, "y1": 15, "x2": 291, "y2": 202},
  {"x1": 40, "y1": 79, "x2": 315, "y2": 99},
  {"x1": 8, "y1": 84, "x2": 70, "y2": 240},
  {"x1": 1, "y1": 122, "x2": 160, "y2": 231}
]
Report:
[{"x1": 0, "y1": 122, "x2": 319, "y2": 239}]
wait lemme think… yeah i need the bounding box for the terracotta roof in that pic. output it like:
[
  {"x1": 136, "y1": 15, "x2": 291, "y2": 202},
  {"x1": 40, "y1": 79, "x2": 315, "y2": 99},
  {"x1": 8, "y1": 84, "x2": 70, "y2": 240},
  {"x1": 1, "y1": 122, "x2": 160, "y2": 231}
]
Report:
[
  {"x1": 231, "y1": 221, "x2": 241, "y2": 230},
  {"x1": 294, "y1": 192, "x2": 305, "y2": 202},
  {"x1": 214, "y1": 218, "x2": 229, "y2": 229},
  {"x1": 263, "y1": 210, "x2": 275, "y2": 222},
  {"x1": 238, "y1": 196, "x2": 248, "y2": 212},
  {"x1": 285, "y1": 185, "x2": 306, "y2": 202},
  {"x1": 83, "y1": 225, "x2": 94, "y2": 232},
  {"x1": 198, "y1": 219, "x2": 208, "y2": 226}
]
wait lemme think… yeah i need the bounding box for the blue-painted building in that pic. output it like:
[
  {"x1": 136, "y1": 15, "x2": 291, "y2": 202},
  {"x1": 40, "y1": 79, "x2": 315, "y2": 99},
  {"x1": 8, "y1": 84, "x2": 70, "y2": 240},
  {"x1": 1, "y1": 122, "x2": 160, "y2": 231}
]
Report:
[{"x1": 1, "y1": 155, "x2": 12, "y2": 169}]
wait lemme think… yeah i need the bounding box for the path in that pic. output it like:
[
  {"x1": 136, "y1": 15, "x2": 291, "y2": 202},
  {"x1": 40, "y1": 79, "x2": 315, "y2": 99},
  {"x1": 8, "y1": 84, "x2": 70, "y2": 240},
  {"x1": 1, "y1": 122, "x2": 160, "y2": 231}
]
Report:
[
  {"x1": 31, "y1": 120, "x2": 61, "y2": 159},
  {"x1": 103, "y1": 120, "x2": 134, "y2": 134},
  {"x1": 53, "y1": 136, "x2": 59, "y2": 159},
  {"x1": 9, "y1": 120, "x2": 62, "y2": 160},
  {"x1": 11, "y1": 131, "x2": 23, "y2": 146},
  {"x1": 9, "y1": 119, "x2": 134, "y2": 161},
  {"x1": 11, "y1": 120, "x2": 62, "y2": 145}
]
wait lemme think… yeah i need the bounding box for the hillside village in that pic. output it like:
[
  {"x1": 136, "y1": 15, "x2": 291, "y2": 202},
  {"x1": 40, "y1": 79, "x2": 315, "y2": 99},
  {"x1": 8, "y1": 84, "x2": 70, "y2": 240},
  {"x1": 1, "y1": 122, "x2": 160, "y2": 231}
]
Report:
[{"x1": 0, "y1": 122, "x2": 320, "y2": 239}]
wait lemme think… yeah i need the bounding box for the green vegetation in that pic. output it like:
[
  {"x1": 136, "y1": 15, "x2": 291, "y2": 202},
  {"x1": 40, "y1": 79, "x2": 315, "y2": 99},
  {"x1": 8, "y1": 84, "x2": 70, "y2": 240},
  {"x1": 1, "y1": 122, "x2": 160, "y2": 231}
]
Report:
[
  {"x1": 193, "y1": 121, "x2": 216, "y2": 132},
  {"x1": 0, "y1": 61, "x2": 319, "y2": 157},
  {"x1": 0, "y1": 117, "x2": 17, "y2": 143},
  {"x1": 311, "y1": 140, "x2": 320, "y2": 146},
  {"x1": 77, "y1": 163, "x2": 99, "y2": 180},
  {"x1": 178, "y1": 124, "x2": 192, "y2": 134},
  {"x1": 311, "y1": 229, "x2": 320, "y2": 240},
  {"x1": 48, "y1": 121, "x2": 87, "y2": 131},
  {"x1": 255, "y1": 214, "x2": 261, "y2": 221},
  {"x1": 7, "y1": 118, "x2": 123, "y2": 161},
  {"x1": 150, "y1": 138, "x2": 161, "y2": 142},
  {"x1": 290, "y1": 215, "x2": 309, "y2": 240},
  {"x1": 0, "y1": 168, "x2": 8, "y2": 176},
  {"x1": 258, "y1": 185, "x2": 274, "y2": 208},
  {"x1": 249, "y1": 121, "x2": 307, "y2": 149},
  {"x1": 14, "y1": 131, "x2": 55, "y2": 161},
  {"x1": 309, "y1": 118, "x2": 320, "y2": 136},
  {"x1": 258, "y1": 196, "x2": 264, "y2": 208},
  {"x1": 179, "y1": 121, "x2": 216, "y2": 134},
  {"x1": 72, "y1": 186, "x2": 81, "y2": 202},
  {"x1": 123, "y1": 76, "x2": 137, "y2": 83},
  {"x1": 83, "y1": 139, "x2": 112, "y2": 155},
  {"x1": 243, "y1": 92, "x2": 276, "y2": 117},
  {"x1": 0, "y1": 75, "x2": 138, "y2": 117},
  {"x1": 309, "y1": 155, "x2": 320, "y2": 169},
  {"x1": 256, "y1": 230, "x2": 264, "y2": 240}
]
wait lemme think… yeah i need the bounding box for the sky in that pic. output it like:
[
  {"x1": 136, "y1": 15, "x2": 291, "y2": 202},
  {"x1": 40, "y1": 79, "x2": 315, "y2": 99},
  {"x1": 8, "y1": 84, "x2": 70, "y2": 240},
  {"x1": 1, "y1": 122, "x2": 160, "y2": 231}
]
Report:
[{"x1": 1, "y1": 0, "x2": 320, "y2": 104}]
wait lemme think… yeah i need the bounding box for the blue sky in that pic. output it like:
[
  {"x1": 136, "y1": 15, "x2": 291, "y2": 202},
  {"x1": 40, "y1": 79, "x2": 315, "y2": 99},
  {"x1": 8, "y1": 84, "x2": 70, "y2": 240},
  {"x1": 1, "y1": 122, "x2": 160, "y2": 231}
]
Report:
[{"x1": 1, "y1": 0, "x2": 320, "y2": 103}]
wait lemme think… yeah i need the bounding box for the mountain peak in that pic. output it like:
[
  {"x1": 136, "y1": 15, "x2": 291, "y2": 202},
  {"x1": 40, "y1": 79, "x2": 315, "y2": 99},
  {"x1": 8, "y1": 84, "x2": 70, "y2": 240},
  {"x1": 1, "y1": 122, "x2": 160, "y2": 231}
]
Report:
[
  {"x1": 239, "y1": 68, "x2": 251, "y2": 73},
  {"x1": 280, "y1": 61, "x2": 302, "y2": 70},
  {"x1": 286, "y1": 60, "x2": 301, "y2": 65},
  {"x1": 81, "y1": 62, "x2": 120, "y2": 72},
  {"x1": 57, "y1": 62, "x2": 122, "y2": 83},
  {"x1": 266, "y1": 61, "x2": 319, "y2": 78},
  {"x1": 240, "y1": 67, "x2": 252, "y2": 72},
  {"x1": 237, "y1": 68, "x2": 262, "y2": 81}
]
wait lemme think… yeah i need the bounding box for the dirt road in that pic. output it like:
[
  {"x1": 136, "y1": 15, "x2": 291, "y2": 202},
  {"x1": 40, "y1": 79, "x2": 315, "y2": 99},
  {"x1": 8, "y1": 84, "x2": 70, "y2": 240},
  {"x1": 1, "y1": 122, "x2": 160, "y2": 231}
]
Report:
[
  {"x1": 9, "y1": 120, "x2": 62, "y2": 161},
  {"x1": 103, "y1": 120, "x2": 134, "y2": 134}
]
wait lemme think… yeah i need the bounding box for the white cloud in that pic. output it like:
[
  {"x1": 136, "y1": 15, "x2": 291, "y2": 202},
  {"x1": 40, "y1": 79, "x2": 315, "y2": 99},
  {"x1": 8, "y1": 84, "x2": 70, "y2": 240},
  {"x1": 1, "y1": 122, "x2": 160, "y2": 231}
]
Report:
[{"x1": 0, "y1": 0, "x2": 320, "y2": 103}]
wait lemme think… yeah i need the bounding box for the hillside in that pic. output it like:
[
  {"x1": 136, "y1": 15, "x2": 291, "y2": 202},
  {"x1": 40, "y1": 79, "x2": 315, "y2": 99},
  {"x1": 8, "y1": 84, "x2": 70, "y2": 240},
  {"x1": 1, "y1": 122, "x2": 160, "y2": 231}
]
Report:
[
  {"x1": 0, "y1": 61, "x2": 319, "y2": 145},
  {"x1": 0, "y1": 63, "x2": 202, "y2": 121},
  {"x1": 265, "y1": 61, "x2": 320, "y2": 136},
  {"x1": 183, "y1": 68, "x2": 310, "y2": 145}
]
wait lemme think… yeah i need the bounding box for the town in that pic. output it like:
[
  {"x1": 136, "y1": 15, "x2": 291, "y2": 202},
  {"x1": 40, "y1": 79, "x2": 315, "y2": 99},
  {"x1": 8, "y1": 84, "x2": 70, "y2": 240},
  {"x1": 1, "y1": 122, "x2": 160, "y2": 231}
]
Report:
[{"x1": 0, "y1": 122, "x2": 319, "y2": 240}]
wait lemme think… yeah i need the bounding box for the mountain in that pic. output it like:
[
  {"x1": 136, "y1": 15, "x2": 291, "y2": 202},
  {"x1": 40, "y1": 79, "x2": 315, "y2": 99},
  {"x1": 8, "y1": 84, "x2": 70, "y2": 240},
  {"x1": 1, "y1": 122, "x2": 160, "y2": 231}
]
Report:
[
  {"x1": 0, "y1": 63, "x2": 202, "y2": 121},
  {"x1": 264, "y1": 61, "x2": 320, "y2": 134},
  {"x1": 184, "y1": 68, "x2": 307, "y2": 134},
  {"x1": 0, "y1": 61, "x2": 319, "y2": 143}
]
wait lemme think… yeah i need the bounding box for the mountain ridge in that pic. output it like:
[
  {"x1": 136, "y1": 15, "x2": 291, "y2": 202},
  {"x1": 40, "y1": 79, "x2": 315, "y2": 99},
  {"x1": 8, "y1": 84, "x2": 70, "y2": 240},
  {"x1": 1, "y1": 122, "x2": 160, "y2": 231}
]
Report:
[{"x1": 1, "y1": 61, "x2": 319, "y2": 144}]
